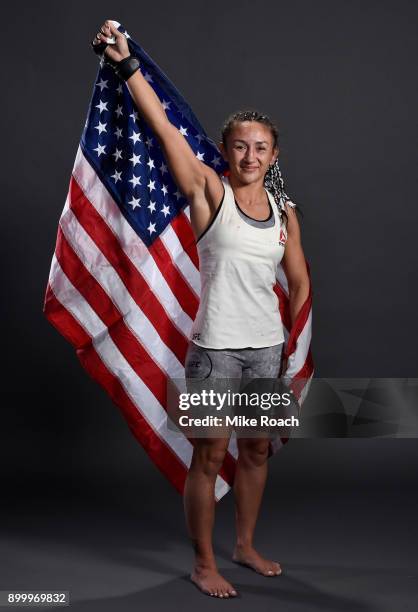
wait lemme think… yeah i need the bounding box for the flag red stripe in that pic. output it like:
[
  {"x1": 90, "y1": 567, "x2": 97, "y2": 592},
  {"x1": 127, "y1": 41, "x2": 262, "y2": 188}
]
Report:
[
  {"x1": 43, "y1": 284, "x2": 190, "y2": 494},
  {"x1": 279, "y1": 259, "x2": 313, "y2": 359},
  {"x1": 294, "y1": 349, "x2": 314, "y2": 382},
  {"x1": 55, "y1": 227, "x2": 169, "y2": 407},
  {"x1": 69, "y1": 176, "x2": 189, "y2": 364},
  {"x1": 50, "y1": 225, "x2": 237, "y2": 492},
  {"x1": 78, "y1": 346, "x2": 189, "y2": 494},
  {"x1": 43, "y1": 283, "x2": 90, "y2": 348},
  {"x1": 149, "y1": 236, "x2": 199, "y2": 319},
  {"x1": 170, "y1": 211, "x2": 200, "y2": 270},
  {"x1": 273, "y1": 281, "x2": 292, "y2": 332},
  {"x1": 285, "y1": 291, "x2": 312, "y2": 359}
]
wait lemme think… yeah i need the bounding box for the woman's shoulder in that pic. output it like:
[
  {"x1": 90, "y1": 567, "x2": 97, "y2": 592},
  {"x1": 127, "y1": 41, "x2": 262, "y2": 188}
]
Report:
[
  {"x1": 283, "y1": 201, "x2": 300, "y2": 240},
  {"x1": 201, "y1": 164, "x2": 227, "y2": 213}
]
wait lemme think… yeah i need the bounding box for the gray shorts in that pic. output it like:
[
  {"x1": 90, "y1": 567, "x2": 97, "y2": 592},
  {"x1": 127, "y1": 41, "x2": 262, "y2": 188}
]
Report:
[
  {"x1": 183, "y1": 342, "x2": 285, "y2": 435},
  {"x1": 185, "y1": 341, "x2": 284, "y2": 382}
]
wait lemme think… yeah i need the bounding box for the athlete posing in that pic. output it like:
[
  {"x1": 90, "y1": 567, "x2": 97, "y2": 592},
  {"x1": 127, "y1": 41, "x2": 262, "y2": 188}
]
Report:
[{"x1": 92, "y1": 20, "x2": 310, "y2": 599}]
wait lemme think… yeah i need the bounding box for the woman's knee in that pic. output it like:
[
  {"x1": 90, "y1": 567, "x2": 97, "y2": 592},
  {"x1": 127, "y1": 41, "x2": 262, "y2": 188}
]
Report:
[
  {"x1": 237, "y1": 439, "x2": 270, "y2": 467},
  {"x1": 192, "y1": 440, "x2": 229, "y2": 477}
]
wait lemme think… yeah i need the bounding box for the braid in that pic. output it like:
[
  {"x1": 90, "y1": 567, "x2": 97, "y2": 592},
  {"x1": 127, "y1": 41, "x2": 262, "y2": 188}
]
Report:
[{"x1": 264, "y1": 158, "x2": 302, "y2": 225}]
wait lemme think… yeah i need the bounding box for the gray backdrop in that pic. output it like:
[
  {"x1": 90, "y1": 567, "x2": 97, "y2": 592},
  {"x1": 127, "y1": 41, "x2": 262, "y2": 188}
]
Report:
[{"x1": 1, "y1": 0, "x2": 417, "y2": 505}]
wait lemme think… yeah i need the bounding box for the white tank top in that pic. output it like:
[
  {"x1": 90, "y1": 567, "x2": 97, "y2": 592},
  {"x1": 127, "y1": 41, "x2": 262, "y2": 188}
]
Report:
[{"x1": 190, "y1": 175, "x2": 288, "y2": 349}]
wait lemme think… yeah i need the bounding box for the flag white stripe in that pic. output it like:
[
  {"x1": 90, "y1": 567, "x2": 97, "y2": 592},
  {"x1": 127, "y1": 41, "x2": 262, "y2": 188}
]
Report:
[
  {"x1": 183, "y1": 205, "x2": 191, "y2": 221},
  {"x1": 60, "y1": 208, "x2": 185, "y2": 379},
  {"x1": 286, "y1": 310, "x2": 312, "y2": 378},
  {"x1": 276, "y1": 264, "x2": 289, "y2": 296},
  {"x1": 160, "y1": 223, "x2": 201, "y2": 296},
  {"x1": 227, "y1": 430, "x2": 239, "y2": 458},
  {"x1": 72, "y1": 146, "x2": 195, "y2": 338},
  {"x1": 270, "y1": 437, "x2": 284, "y2": 453},
  {"x1": 299, "y1": 371, "x2": 314, "y2": 404},
  {"x1": 49, "y1": 255, "x2": 230, "y2": 499}
]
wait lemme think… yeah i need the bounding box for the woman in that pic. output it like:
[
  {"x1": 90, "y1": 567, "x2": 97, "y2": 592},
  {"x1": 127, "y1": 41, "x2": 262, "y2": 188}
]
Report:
[{"x1": 92, "y1": 20, "x2": 310, "y2": 599}]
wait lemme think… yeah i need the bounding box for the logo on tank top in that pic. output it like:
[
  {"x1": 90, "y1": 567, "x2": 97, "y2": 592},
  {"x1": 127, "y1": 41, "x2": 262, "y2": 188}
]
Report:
[
  {"x1": 279, "y1": 228, "x2": 287, "y2": 247},
  {"x1": 192, "y1": 333, "x2": 201, "y2": 341}
]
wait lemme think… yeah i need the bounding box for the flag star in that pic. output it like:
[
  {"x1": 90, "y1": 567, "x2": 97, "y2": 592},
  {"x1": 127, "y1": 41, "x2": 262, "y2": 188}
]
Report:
[
  {"x1": 129, "y1": 196, "x2": 141, "y2": 210},
  {"x1": 129, "y1": 130, "x2": 142, "y2": 144},
  {"x1": 159, "y1": 162, "x2": 168, "y2": 174},
  {"x1": 148, "y1": 201, "x2": 157, "y2": 213},
  {"x1": 161, "y1": 204, "x2": 171, "y2": 217},
  {"x1": 196, "y1": 133, "x2": 205, "y2": 144},
  {"x1": 116, "y1": 83, "x2": 123, "y2": 95},
  {"x1": 115, "y1": 104, "x2": 123, "y2": 118},
  {"x1": 114, "y1": 127, "x2": 123, "y2": 139},
  {"x1": 161, "y1": 184, "x2": 168, "y2": 196},
  {"x1": 174, "y1": 189, "x2": 182, "y2": 200},
  {"x1": 93, "y1": 143, "x2": 106, "y2": 157},
  {"x1": 196, "y1": 151, "x2": 205, "y2": 161},
  {"x1": 161, "y1": 100, "x2": 171, "y2": 111},
  {"x1": 129, "y1": 174, "x2": 142, "y2": 187},
  {"x1": 144, "y1": 72, "x2": 153, "y2": 83},
  {"x1": 124, "y1": 31, "x2": 131, "y2": 39},
  {"x1": 147, "y1": 221, "x2": 156, "y2": 235},
  {"x1": 95, "y1": 99, "x2": 108, "y2": 113},
  {"x1": 179, "y1": 126, "x2": 188, "y2": 136},
  {"x1": 96, "y1": 78, "x2": 109, "y2": 91},
  {"x1": 111, "y1": 170, "x2": 122, "y2": 183},
  {"x1": 94, "y1": 121, "x2": 107, "y2": 135},
  {"x1": 129, "y1": 110, "x2": 139, "y2": 121},
  {"x1": 147, "y1": 179, "x2": 156, "y2": 192},
  {"x1": 146, "y1": 136, "x2": 153, "y2": 148},
  {"x1": 113, "y1": 148, "x2": 123, "y2": 161},
  {"x1": 130, "y1": 152, "x2": 142, "y2": 166},
  {"x1": 212, "y1": 155, "x2": 221, "y2": 167},
  {"x1": 147, "y1": 157, "x2": 155, "y2": 170}
]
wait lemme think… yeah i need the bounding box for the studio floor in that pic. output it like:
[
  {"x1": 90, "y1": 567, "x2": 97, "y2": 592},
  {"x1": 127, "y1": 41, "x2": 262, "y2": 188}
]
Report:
[{"x1": 1, "y1": 470, "x2": 417, "y2": 612}]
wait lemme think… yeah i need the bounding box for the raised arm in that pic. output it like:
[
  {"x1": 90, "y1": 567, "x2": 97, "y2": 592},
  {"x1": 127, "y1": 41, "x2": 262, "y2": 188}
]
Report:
[
  {"x1": 94, "y1": 21, "x2": 218, "y2": 206},
  {"x1": 125, "y1": 75, "x2": 206, "y2": 199}
]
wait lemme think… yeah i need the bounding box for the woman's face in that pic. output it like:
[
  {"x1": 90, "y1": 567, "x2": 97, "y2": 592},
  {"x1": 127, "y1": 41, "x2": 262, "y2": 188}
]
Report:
[{"x1": 220, "y1": 121, "x2": 278, "y2": 184}]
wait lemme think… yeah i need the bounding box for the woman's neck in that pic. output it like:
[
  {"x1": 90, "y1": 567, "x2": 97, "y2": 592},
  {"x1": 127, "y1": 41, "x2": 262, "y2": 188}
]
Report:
[{"x1": 227, "y1": 174, "x2": 266, "y2": 206}]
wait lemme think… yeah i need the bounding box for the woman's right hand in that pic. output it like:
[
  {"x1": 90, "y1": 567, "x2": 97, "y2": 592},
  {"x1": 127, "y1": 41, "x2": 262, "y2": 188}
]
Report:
[{"x1": 92, "y1": 20, "x2": 130, "y2": 63}]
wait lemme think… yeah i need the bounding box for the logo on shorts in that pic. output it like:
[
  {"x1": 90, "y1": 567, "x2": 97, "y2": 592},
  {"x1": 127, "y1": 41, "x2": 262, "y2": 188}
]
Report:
[
  {"x1": 192, "y1": 333, "x2": 201, "y2": 341},
  {"x1": 279, "y1": 228, "x2": 287, "y2": 247}
]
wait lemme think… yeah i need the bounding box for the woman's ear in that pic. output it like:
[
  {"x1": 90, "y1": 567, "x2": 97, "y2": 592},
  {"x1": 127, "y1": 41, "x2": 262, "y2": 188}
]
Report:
[
  {"x1": 219, "y1": 141, "x2": 228, "y2": 162},
  {"x1": 271, "y1": 146, "x2": 279, "y2": 165}
]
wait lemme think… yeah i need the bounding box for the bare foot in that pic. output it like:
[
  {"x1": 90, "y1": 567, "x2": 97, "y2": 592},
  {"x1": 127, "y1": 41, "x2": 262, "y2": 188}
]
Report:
[
  {"x1": 232, "y1": 545, "x2": 282, "y2": 577},
  {"x1": 190, "y1": 566, "x2": 238, "y2": 598}
]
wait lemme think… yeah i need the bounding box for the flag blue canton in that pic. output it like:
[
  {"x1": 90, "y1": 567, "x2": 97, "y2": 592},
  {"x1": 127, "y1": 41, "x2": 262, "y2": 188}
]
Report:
[{"x1": 80, "y1": 24, "x2": 228, "y2": 247}]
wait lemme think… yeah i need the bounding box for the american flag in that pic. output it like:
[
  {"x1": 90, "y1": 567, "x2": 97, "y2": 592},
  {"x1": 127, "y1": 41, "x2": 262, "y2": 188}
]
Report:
[{"x1": 43, "y1": 21, "x2": 313, "y2": 501}]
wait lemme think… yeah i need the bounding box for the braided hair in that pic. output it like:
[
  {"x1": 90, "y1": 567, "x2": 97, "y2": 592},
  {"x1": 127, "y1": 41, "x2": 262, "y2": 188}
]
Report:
[{"x1": 221, "y1": 109, "x2": 302, "y2": 226}]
